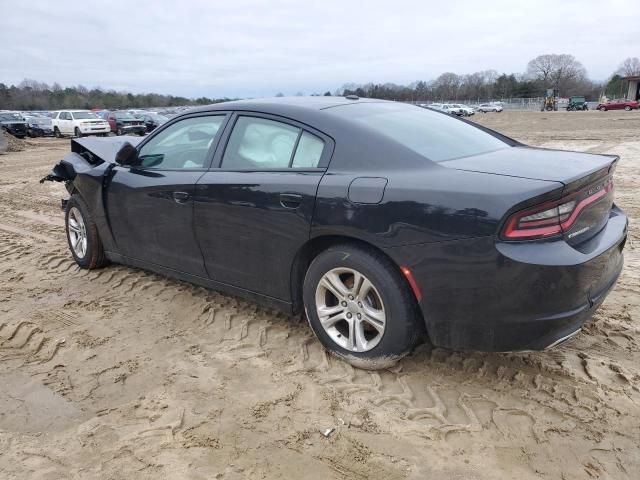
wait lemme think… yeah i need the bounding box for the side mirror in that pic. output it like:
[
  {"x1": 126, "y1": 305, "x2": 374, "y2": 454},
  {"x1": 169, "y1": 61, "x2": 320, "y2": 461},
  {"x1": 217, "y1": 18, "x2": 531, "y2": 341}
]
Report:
[{"x1": 115, "y1": 142, "x2": 138, "y2": 166}]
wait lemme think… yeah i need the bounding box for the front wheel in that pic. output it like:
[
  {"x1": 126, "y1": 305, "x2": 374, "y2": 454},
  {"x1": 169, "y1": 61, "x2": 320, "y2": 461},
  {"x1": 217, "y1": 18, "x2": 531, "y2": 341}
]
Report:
[
  {"x1": 116, "y1": 127, "x2": 123, "y2": 136},
  {"x1": 54, "y1": 127, "x2": 62, "y2": 138},
  {"x1": 65, "y1": 195, "x2": 109, "y2": 269},
  {"x1": 600, "y1": 106, "x2": 607, "y2": 111},
  {"x1": 303, "y1": 244, "x2": 421, "y2": 369},
  {"x1": 75, "y1": 127, "x2": 83, "y2": 138},
  {"x1": 624, "y1": 105, "x2": 632, "y2": 111}
]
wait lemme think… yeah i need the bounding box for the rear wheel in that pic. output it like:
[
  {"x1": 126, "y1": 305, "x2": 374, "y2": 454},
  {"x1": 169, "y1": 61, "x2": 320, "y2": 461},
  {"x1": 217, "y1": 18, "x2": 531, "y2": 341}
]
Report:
[
  {"x1": 600, "y1": 106, "x2": 607, "y2": 111},
  {"x1": 75, "y1": 127, "x2": 83, "y2": 138},
  {"x1": 65, "y1": 195, "x2": 108, "y2": 269},
  {"x1": 54, "y1": 127, "x2": 62, "y2": 138},
  {"x1": 116, "y1": 127, "x2": 123, "y2": 136},
  {"x1": 624, "y1": 105, "x2": 632, "y2": 111},
  {"x1": 303, "y1": 244, "x2": 421, "y2": 369}
]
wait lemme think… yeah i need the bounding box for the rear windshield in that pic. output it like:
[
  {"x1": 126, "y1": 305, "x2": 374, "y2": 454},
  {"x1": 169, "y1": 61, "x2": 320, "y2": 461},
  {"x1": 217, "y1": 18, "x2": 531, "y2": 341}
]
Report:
[{"x1": 328, "y1": 102, "x2": 509, "y2": 162}]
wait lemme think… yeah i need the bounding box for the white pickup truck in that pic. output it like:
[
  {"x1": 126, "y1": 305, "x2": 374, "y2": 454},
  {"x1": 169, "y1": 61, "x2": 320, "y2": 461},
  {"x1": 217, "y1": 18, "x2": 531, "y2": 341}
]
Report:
[{"x1": 51, "y1": 110, "x2": 111, "y2": 138}]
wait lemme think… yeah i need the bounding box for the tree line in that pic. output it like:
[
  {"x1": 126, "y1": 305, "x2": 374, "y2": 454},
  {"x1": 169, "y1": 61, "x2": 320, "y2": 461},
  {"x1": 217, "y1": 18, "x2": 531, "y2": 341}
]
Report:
[
  {"x1": 333, "y1": 55, "x2": 640, "y2": 102},
  {"x1": 0, "y1": 80, "x2": 233, "y2": 111},
  {"x1": 2, "y1": 55, "x2": 638, "y2": 110}
]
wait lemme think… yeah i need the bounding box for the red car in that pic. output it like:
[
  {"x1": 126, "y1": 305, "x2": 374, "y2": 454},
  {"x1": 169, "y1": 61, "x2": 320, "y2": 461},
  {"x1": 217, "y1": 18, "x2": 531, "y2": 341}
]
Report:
[{"x1": 597, "y1": 99, "x2": 639, "y2": 111}]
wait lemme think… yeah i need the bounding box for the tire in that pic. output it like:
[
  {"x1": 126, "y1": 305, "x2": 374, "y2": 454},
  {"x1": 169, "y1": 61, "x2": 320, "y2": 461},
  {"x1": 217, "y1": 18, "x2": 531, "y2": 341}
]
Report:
[
  {"x1": 75, "y1": 127, "x2": 83, "y2": 138},
  {"x1": 65, "y1": 195, "x2": 109, "y2": 270},
  {"x1": 624, "y1": 106, "x2": 631, "y2": 111},
  {"x1": 303, "y1": 244, "x2": 421, "y2": 369},
  {"x1": 116, "y1": 127, "x2": 123, "y2": 136},
  {"x1": 54, "y1": 127, "x2": 62, "y2": 138},
  {"x1": 600, "y1": 106, "x2": 607, "y2": 111}
]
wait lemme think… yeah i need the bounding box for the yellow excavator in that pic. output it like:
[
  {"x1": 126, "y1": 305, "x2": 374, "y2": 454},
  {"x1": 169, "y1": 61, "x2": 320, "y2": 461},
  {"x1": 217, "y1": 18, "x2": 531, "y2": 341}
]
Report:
[{"x1": 541, "y1": 88, "x2": 559, "y2": 111}]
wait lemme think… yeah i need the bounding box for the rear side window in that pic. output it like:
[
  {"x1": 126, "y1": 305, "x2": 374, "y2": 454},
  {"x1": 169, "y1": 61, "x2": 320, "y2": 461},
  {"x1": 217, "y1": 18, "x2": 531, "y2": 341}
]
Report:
[
  {"x1": 328, "y1": 103, "x2": 509, "y2": 162},
  {"x1": 292, "y1": 132, "x2": 324, "y2": 168},
  {"x1": 222, "y1": 116, "x2": 325, "y2": 169}
]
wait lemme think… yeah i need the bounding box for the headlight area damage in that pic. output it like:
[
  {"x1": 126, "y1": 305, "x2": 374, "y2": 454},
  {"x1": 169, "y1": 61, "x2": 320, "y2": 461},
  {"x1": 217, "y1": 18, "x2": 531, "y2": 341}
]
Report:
[
  {"x1": 40, "y1": 136, "x2": 143, "y2": 220},
  {"x1": 40, "y1": 136, "x2": 142, "y2": 189}
]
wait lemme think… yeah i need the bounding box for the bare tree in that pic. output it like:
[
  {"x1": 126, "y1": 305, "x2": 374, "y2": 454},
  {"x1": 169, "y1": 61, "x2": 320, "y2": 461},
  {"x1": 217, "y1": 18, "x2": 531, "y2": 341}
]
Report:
[
  {"x1": 526, "y1": 54, "x2": 587, "y2": 93},
  {"x1": 617, "y1": 57, "x2": 640, "y2": 77}
]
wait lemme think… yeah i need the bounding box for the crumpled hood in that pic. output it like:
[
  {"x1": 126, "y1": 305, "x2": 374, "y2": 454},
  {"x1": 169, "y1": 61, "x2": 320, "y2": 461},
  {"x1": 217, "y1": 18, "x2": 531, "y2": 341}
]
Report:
[{"x1": 72, "y1": 136, "x2": 144, "y2": 164}]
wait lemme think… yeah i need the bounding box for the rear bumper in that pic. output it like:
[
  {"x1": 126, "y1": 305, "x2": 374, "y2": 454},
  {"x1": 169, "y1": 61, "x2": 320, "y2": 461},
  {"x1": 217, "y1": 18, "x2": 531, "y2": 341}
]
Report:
[{"x1": 385, "y1": 206, "x2": 628, "y2": 351}]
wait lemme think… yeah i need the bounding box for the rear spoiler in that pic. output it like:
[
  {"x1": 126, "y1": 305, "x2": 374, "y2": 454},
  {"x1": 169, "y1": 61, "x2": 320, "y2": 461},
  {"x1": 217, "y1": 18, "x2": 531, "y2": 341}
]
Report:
[{"x1": 562, "y1": 155, "x2": 618, "y2": 196}]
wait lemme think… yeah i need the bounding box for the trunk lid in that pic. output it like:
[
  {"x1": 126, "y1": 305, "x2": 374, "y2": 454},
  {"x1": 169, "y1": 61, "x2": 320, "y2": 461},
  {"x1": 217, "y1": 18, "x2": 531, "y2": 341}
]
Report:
[
  {"x1": 443, "y1": 146, "x2": 618, "y2": 245},
  {"x1": 440, "y1": 146, "x2": 616, "y2": 184}
]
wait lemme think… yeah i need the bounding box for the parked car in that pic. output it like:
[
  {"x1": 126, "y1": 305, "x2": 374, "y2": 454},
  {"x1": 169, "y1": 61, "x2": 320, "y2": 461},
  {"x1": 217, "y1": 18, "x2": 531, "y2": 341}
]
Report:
[
  {"x1": 597, "y1": 99, "x2": 639, "y2": 111},
  {"x1": 137, "y1": 112, "x2": 169, "y2": 132},
  {"x1": 24, "y1": 115, "x2": 54, "y2": 137},
  {"x1": 476, "y1": 103, "x2": 503, "y2": 113},
  {"x1": 0, "y1": 112, "x2": 28, "y2": 138},
  {"x1": 444, "y1": 104, "x2": 474, "y2": 116},
  {"x1": 425, "y1": 103, "x2": 447, "y2": 112},
  {"x1": 42, "y1": 97, "x2": 627, "y2": 367},
  {"x1": 52, "y1": 110, "x2": 110, "y2": 138},
  {"x1": 106, "y1": 111, "x2": 146, "y2": 136}
]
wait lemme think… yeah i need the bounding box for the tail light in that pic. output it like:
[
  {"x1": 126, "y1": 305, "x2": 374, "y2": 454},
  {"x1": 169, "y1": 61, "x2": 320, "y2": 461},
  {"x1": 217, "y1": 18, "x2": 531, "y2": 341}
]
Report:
[{"x1": 502, "y1": 177, "x2": 613, "y2": 240}]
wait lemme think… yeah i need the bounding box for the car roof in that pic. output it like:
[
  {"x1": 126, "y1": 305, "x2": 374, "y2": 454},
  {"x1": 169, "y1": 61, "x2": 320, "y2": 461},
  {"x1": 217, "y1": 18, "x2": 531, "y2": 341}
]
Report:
[{"x1": 188, "y1": 96, "x2": 395, "y2": 115}]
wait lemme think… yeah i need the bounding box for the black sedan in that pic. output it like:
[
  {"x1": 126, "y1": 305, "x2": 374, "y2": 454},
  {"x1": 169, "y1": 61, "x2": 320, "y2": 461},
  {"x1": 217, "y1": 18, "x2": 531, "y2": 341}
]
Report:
[
  {"x1": 137, "y1": 112, "x2": 169, "y2": 133},
  {"x1": 25, "y1": 115, "x2": 54, "y2": 137},
  {"x1": 42, "y1": 97, "x2": 627, "y2": 368},
  {"x1": 0, "y1": 112, "x2": 28, "y2": 138}
]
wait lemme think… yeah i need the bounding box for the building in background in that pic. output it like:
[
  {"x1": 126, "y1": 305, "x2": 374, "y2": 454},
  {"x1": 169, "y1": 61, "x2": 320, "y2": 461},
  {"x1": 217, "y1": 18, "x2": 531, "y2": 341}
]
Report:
[{"x1": 623, "y1": 76, "x2": 640, "y2": 101}]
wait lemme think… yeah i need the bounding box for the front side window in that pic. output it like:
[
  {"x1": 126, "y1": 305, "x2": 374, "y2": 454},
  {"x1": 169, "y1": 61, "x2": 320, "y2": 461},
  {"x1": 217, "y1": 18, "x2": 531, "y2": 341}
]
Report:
[
  {"x1": 222, "y1": 116, "x2": 325, "y2": 169},
  {"x1": 137, "y1": 116, "x2": 224, "y2": 169}
]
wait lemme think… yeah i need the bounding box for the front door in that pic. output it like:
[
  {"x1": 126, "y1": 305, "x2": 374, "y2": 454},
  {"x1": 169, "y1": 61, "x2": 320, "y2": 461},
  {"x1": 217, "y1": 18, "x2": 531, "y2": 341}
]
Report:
[
  {"x1": 194, "y1": 113, "x2": 332, "y2": 300},
  {"x1": 106, "y1": 114, "x2": 228, "y2": 276},
  {"x1": 59, "y1": 112, "x2": 74, "y2": 134}
]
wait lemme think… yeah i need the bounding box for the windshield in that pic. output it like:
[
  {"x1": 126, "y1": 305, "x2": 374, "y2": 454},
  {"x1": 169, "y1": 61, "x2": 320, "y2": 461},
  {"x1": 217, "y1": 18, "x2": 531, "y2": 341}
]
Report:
[
  {"x1": 328, "y1": 102, "x2": 509, "y2": 162},
  {"x1": 115, "y1": 112, "x2": 136, "y2": 120},
  {"x1": 0, "y1": 112, "x2": 23, "y2": 121},
  {"x1": 27, "y1": 117, "x2": 52, "y2": 125},
  {"x1": 72, "y1": 111, "x2": 99, "y2": 119},
  {"x1": 148, "y1": 113, "x2": 168, "y2": 122}
]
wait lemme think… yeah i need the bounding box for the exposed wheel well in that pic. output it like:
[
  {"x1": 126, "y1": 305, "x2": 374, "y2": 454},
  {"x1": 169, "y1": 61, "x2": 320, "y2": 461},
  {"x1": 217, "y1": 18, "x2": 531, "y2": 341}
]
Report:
[{"x1": 290, "y1": 234, "x2": 420, "y2": 315}]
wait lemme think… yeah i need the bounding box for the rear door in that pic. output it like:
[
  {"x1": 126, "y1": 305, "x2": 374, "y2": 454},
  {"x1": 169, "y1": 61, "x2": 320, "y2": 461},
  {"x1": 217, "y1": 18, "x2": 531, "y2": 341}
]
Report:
[
  {"x1": 194, "y1": 113, "x2": 333, "y2": 300},
  {"x1": 106, "y1": 113, "x2": 228, "y2": 276}
]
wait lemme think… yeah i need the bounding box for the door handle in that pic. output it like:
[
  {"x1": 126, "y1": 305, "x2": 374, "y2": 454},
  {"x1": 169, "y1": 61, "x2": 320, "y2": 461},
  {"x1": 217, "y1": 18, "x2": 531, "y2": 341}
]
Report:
[
  {"x1": 280, "y1": 193, "x2": 303, "y2": 209},
  {"x1": 172, "y1": 191, "x2": 190, "y2": 204}
]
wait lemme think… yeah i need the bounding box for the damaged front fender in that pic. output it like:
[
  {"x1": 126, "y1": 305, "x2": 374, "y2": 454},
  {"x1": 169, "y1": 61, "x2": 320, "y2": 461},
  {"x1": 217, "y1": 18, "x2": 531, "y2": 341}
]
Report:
[{"x1": 41, "y1": 137, "x2": 124, "y2": 254}]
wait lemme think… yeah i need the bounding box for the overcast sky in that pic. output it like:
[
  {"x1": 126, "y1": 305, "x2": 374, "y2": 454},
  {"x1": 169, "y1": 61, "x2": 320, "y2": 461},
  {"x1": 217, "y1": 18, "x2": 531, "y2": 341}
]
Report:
[{"x1": 1, "y1": 0, "x2": 637, "y2": 98}]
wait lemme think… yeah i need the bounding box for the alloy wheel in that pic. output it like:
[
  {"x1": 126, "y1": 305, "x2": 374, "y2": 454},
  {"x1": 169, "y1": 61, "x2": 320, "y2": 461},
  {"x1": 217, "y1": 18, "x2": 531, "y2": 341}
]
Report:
[
  {"x1": 315, "y1": 267, "x2": 386, "y2": 352},
  {"x1": 68, "y1": 207, "x2": 88, "y2": 258}
]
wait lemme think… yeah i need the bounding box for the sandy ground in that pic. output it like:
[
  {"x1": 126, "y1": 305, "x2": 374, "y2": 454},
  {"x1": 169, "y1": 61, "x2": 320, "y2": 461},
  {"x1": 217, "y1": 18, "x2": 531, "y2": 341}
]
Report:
[{"x1": 0, "y1": 110, "x2": 639, "y2": 479}]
